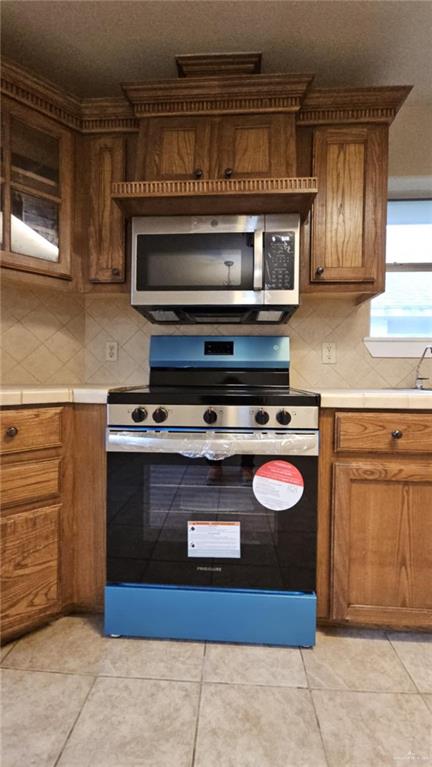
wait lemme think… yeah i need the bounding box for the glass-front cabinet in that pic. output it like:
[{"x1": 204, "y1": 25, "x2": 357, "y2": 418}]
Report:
[{"x1": 0, "y1": 99, "x2": 73, "y2": 279}]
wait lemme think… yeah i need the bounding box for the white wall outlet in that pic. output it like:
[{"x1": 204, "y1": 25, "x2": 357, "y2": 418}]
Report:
[
  {"x1": 105, "y1": 341, "x2": 118, "y2": 362},
  {"x1": 322, "y1": 342, "x2": 337, "y2": 364}
]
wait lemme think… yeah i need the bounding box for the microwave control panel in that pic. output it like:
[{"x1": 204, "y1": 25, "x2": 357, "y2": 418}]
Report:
[{"x1": 264, "y1": 232, "x2": 295, "y2": 290}]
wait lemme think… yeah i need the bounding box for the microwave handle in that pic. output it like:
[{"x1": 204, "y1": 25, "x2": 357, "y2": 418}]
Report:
[{"x1": 253, "y1": 229, "x2": 264, "y2": 290}]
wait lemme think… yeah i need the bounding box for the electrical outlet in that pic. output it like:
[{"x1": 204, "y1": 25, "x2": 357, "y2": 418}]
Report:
[
  {"x1": 322, "y1": 342, "x2": 336, "y2": 364},
  {"x1": 105, "y1": 341, "x2": 118, "y2": 362}
]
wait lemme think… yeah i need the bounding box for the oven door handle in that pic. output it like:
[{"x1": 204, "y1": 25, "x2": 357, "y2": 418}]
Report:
[{"x1": 106, "y1": 430, "x2": 319, "y2": 458}]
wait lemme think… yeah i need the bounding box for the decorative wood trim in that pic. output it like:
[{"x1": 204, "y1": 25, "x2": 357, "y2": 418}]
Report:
[
  {"x1": 1, "y1": 58, "x2": 81, "y2": 130},
  {"x1": 80, "y1": 98, "x2": 138, "y2": 133},
  {"x1": 298, "y1": 86, "x2": 412, "y2": 125},
  {"x1": 112, "y1": 176, "x2": 318, "y2": 217},
  {"x1": 176, "y1": 52, "x2": 262, "y2": 78},
  {"x1": 1, "y1": 58, "x2": 138, "y2": 134},
  {"x1": 122, "y1": 74, "x2": 315, "y2": 117},
  {"x1": 113, "y1": 176, "x2": 317, "y2": 196}
]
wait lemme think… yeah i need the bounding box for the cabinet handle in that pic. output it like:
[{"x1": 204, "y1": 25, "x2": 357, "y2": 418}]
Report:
[
  {"x1": 224, "y1": 168, "x2": 233, "y2": 179},
  {"x1": 194, "y1": 168, "x2": 203, "y2": 179},
  {"x1": 6, "y1": 426, "x2": 18, "y2": 438},
  {"x1": 111, "y1": 267, "x2": 121, "y2": 277},
  {"x1": 315, "y1": 266, "x2": 325, "y2": 276},
  {"x1": 391, "y1": 430, "x2": 403, "y2": 439}
]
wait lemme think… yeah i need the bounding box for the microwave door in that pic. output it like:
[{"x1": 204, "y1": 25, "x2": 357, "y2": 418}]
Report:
[{"x1": 132, "y1": 219, "x2": 265, "y2": 307}]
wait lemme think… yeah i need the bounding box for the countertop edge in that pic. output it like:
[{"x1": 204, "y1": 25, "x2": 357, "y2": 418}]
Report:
[{"x1": 0, "y1": 386, "x2": 432, "y2": 409}]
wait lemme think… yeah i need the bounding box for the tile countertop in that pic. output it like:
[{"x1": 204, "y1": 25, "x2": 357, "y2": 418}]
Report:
[{"x1": 1, "y1": 385, "x2": 432, "y2": 409}]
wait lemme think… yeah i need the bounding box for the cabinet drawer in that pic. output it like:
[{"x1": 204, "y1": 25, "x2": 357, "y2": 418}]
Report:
[
  {"x1": 1, "y1": 504, "x2": 60, "y2": 636},
  {"x1": 1, "y1": 458, "x2": 61, "y2": 508},
  {"x1": 0, "y1": 407, "x2": 63, "y2": 455},
  {"x1": 335, "y1": 412, "x2": 432, "y2": 454}
]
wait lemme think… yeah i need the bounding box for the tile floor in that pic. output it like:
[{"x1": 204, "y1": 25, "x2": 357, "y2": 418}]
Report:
[{"x1": 1, "y1": 616, "x2": 431, "y2": 767}]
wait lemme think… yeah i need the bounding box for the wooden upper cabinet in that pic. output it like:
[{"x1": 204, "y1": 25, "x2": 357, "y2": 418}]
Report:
[
  {"x1": 331, "y1": 460, "x2": 432, "y2": 628},
  {"x1": 217, "y1": 114, "x2": 296, "y2": 179},
  {"x1": 310, "y1": 125, "x2": 387, "y2": 285},
  {"x1": 143, "y1": 117, "x2": 212, "y2": 181},
  {"x1": 140, "y1": 113, "x2": 296, "y2": 182},
  {"x1": 87, "y1": 135, "x2": 126, "y2": 283},
  {"x1": 0, "y1": 98, "x2": 73, "y2": 280}
]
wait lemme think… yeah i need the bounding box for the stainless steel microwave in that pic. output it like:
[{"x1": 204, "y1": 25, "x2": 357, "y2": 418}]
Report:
[{"x1": 131, "y1": 214, "x2": 300, "y2": 324}]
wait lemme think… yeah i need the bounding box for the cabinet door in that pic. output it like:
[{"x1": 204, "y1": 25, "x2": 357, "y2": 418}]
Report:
[
  {"x1": 311, "y1": 126, "x2": 387, "y2": 284},
  {"x1": 331, "y1": 461, "x2": 432, "y2": 628},
  {"x1": 143, "y1": 117, "x2": 212, "y2": 181},
  {"x1": 87, "y1": 135, "x2": 126, "y2": 283},
  {"x1": 1, "y1": 504, "x2": 60, "y2": 638},
  {"x1": 0, "y1": 98, "x2": 73, "y2": 280},
  {"x1": 217, "y1": 114, "x2": 296, "y2": 179}
]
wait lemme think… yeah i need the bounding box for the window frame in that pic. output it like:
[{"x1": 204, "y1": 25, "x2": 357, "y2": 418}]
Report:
[{"x1": 365, "y1": 197, "x2": 432, "y2": 357}]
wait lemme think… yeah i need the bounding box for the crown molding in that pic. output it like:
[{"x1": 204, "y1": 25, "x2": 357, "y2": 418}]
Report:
[
  {"x1": 1, "y1": 58, "x2": 138, "y2": 133},
  {"x1": 121, "y1": 73, "x2": 315, "y2": 117},
  {"x1": 176, "y1": 52, "x2": 262, "y2": 78},
  {"x1": 298, "y1": 86, "x2": 413, "y2": 125}
]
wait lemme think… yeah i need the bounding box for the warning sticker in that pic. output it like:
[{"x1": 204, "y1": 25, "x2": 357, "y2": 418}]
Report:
[
  {"x1": 253, "y1": 460, "x2": 304, "y2": 511},
  {"x1": 187, "y1": 521, "x2": 241, "y2": 558}
]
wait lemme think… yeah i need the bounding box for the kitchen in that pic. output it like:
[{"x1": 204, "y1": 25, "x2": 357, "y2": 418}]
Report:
[{"x1": 1, "y1": 1, "x2": 432, "y2": 766}]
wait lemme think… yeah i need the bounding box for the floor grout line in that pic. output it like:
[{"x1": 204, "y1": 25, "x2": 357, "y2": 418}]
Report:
[
  {"x1": 0, "y1": 642, "x2": 17, "y2": 664},
  {"x1": 190, "y1": 642, "x2": 206, "y2": 767},
  {"x1": 308, "y1": 688, "x2": 332, "y2": 767},
  {"x1": 52, "y1": 675, "x2": 98, "y2": 767},
  {"x1": 385, "y1": 631, "x2": 423, "y2": 694}
]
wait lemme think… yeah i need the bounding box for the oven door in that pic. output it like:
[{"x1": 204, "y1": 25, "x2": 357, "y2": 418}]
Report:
[
  {"x1": 106, "y1": 429, "x2": 318, "y2": 593},
  {"x1": 131, "y1": 215, "x2": 264, "y2": 306}
]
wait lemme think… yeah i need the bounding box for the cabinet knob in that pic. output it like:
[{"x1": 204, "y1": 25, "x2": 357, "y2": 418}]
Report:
[
  {"x1": 194, "y1": 168, "x2": 203, "y2": 179},
  {"x1": 111, "y1": 267, "x2": 121, "y2": 277},
  {"x1": 6, "y1": 426, "x2": 18, "y2": 438},
  {"x1": 315, "y1": 266, "x2": 325, "y2": 276},
  {"x1": 224, "y1": 168, "x2": 233, "y2": 179},
  {"x1": 391, "y1": 429, "x2": 403, "y2": 439}
]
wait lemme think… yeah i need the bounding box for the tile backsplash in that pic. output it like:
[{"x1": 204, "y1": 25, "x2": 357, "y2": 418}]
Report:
[{"x1": 1, "y1": 273, "x2": 429, "y2": 389}]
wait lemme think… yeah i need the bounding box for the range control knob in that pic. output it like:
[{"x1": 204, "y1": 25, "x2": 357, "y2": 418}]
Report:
[
  {"x1": 153, "y1": 407, "x2": 168, "y2": 424},
  {"x1": 203, "y1": 408, "x2": 218, "y2": 425},
  {"x1": 276, "y1": 409, "x2": 292, "y2": 426},
  {"x1": 255, "y1": 409, "x2": 270, "y2": 425},
  {"x1": 131, "y1": 407, "x2": 147, "y2": 423}
]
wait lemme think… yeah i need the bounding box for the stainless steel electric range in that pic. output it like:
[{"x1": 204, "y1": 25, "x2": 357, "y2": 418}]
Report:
[{"x1": 105, "y1": 336, "x2": 320, "y2": 646}]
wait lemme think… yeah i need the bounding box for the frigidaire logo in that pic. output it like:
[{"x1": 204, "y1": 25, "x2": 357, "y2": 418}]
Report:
[{"x1": 196, "y1": 566, "x2": 222, "y2": 572}]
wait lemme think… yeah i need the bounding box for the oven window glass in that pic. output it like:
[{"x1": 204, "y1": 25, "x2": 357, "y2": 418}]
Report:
[
  {"x1": 107, "y1": 452, "x2": 317, "y2": 592},
  {"x1": 136, "y1": 233, "x2": 255, "y2": 290}
]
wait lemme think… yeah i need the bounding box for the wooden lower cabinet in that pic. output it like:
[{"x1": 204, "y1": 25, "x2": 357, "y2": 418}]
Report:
[
  {"x1": 317, "y1": 408, "x2": 432, "y2": 630},
  {"x1": 331, "y1": 460, "x2": 432, "y2": 628},
  {"x1": 1, "y1": 505, "x2": 61, "y2": 637}
]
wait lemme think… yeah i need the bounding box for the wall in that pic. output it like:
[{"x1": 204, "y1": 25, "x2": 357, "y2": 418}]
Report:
[{"x1": 2, "y1": 272, "x2": 429, "y2": 389}]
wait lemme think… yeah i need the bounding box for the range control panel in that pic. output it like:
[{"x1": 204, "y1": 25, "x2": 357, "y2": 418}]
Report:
[
  {"x1": 264, "y1": 232, "x2": 295, "y2": 290},
  {"x1": 108, "y1": 404, "x2": 319, "y2": 430}
]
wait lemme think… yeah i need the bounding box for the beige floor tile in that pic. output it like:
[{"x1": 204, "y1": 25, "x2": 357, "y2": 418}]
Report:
[
  {"x1": 57, "y1": 677, "x2": 199, "y2": 767},
  {"x1": 0, "y1": 669, "x2": 93, "y2": 767},
  {"x1": 388, "y1": 631, "x2": 432, "y2": 692},
  {"x1": 3, "y1": 615, "x2": 204, "y2": 681},
  {"x1": 423, "y1": 694, "x2": 432, "y2": 713},
  {"x1": 203, "y1": 642, "x2": 307, "y2": 687},
  {"x1": 0, "y1": 641, "x2": 15, "y2": 662},
  {"x1": 194, "y1": 683, "x2": 327, "y2": 767},
  {"x1": 312, "y1": 689, "x2": 432, "y2": 767},
  {"x1": 302, "y1": 628, "x2": 416, "y2": 692}
]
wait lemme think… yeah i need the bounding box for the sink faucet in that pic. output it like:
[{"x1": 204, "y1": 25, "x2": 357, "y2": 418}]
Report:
[{"x1": 415, "y1": 346, "x2": 432, "y2": 389}]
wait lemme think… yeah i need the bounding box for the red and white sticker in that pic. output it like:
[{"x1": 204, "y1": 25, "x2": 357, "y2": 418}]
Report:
[{"x1": 253, "y1": 460, "x2": 304, "y2": 510}]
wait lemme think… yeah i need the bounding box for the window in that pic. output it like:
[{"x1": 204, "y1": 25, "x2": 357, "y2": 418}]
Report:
[{"x1": 370, "y1": 200, "x2": 432, "y2": 338}]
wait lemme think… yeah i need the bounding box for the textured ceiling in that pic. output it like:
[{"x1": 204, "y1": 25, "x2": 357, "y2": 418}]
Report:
[{"x1": 1, "y1": 0, "x2": 431, "y2": 103}]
